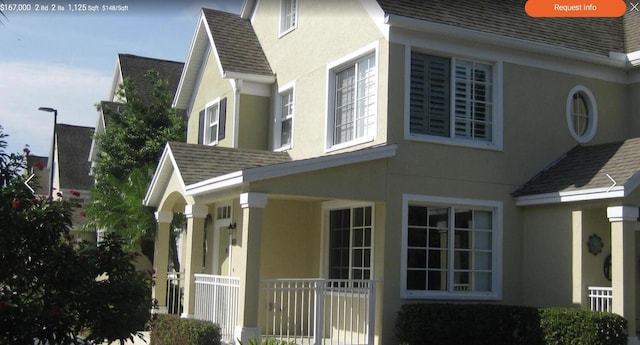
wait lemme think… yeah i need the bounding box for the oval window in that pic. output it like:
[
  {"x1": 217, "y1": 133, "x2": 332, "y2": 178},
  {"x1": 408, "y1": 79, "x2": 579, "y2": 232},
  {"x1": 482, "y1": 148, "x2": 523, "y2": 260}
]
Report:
[{"x1": 566, "y1": 85, "x2": 597, "y2": 143}]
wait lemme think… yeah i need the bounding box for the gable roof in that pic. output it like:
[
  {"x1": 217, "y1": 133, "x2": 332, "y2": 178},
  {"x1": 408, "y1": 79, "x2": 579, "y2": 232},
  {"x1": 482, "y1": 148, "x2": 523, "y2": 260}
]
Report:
[
  {"x1": 56, "y1": 124, "x2": 94, "y2": 191},
  {"x1": 174, "y1": 8, "x2": 274, "y2": 109},
  {"x1": 513, "y1": 137, "x2": 640, "y2": 205},
  {"x1": 376, "y1": 0, "x2": 625, "y2": 57},
  {"x1": 115, "y1": 54, "x2": 185, "y2": 105}
]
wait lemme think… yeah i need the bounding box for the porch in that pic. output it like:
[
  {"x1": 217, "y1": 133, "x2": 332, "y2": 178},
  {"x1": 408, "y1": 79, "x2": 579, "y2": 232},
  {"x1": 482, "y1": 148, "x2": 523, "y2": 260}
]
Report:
[{"x1": 165, "y1": 274, "x2": 376, "y2": 345}]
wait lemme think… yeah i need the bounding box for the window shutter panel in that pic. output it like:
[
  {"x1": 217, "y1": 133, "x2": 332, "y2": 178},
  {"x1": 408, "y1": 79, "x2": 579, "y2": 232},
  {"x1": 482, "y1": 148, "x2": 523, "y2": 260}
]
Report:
[
  {"x1": 218, "y1": 98, "x2": 227, "y2": 140},
  {"x1": 410, "y1": 53, "x2": 450, "y2": 137},
  {"x1": 198, "y1": 109, "x2": 205, "y2": 145}
]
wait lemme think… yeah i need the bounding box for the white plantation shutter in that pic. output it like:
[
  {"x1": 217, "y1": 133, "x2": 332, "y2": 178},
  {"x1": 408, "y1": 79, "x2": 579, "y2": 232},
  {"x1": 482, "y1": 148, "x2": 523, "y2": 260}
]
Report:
[{"x1": 410, "y1": 53, "x2": 450, "y2": 137}]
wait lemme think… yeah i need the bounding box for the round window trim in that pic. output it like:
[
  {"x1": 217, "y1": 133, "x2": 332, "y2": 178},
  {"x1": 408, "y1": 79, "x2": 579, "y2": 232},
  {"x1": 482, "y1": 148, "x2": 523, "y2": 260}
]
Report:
[{"x1": 566, "y1": 85, "x2": 597, "y2": 143}]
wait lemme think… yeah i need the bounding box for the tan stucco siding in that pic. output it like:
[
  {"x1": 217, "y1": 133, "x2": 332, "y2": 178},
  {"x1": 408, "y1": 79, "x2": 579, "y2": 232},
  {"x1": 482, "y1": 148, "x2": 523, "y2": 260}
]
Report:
[
  {"x1": 238, "y1": 94, "x2": 270, "y2": 150},
  {"x1": 627, "y1": 81, "x2": 640, "y2": 137},
  {"x1": 186, "y1": 47, "x2": 235, "y2": 148},
  {"x1": 252, "y1": 0, "x2": 388, "y2": 159}
]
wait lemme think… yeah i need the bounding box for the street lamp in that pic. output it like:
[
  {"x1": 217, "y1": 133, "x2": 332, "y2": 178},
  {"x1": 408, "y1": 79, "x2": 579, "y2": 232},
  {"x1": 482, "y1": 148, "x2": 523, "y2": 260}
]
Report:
[{"x1": 38, "y1": 107, "x2": 57, "y2": 198}]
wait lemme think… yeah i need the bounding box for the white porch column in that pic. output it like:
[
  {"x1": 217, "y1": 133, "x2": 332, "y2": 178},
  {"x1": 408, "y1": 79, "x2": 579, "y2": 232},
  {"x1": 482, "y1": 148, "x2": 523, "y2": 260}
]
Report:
[
  {"x1": 182, "y1": 204, "x2": 208, "y2": 318},
  {"x1": 234, "y1": 192, "x2": 268, "y2": 345},
  {"x1": 607, "y1": 206, "x2": 638, "y2": 339},
  {"x1": 152, "y1": 211, "x2": 173, "y2": 313}
]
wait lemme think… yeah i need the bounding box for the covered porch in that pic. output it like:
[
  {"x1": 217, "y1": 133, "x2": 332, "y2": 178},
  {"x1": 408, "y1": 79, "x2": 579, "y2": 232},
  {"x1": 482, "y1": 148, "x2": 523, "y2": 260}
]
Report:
[{"x1": 144, "y1": 142, "x2": 396, "y2": 345}]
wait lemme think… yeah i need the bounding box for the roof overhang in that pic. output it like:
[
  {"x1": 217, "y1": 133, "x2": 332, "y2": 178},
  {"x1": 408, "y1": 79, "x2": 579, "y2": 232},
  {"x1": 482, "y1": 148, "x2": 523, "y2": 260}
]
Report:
[
  {"x1": 515, "y1": 171, "x2": 640, "y2": 206},
  {"x1": 145, "y1": 144, "x2": 397, "y2": 207}
]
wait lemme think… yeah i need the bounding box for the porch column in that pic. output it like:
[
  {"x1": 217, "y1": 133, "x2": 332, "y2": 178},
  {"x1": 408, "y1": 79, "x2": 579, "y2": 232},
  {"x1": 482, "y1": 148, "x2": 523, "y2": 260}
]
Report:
[
  {"x1": 152, "y1": 211, "x2": 173, "y2": 313},
  {"x1": 235, "y1": 192, "x2": 268, "y2": 345},
  {"x1": 607, "y1": 206, "x2": 638, "y2": 339},
  {"x1": 182, "y1": 204, "x2": 208, "y2": 318}
]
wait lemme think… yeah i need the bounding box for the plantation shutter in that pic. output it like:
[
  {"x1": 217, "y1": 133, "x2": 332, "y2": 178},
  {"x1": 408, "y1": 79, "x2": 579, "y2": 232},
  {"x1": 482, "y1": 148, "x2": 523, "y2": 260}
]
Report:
[
  {"x1": 218, "y1": 97, "x2": 227, "y2": 140},
  {"x1": 198, "y1": 109, "x2": 205, "y2": 145},
  {"x1": 410, "y1": 53, "x2": 450, "y2": 137}
]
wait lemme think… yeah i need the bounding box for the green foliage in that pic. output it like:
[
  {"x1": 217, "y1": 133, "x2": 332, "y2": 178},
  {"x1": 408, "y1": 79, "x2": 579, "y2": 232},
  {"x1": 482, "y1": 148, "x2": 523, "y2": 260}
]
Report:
[
  {"x1": 540, "y1": 307, "x2": 627, "y2": 345},
  {"x1": 396, "y1": 303, "x2": 628, "y2": 345},
  {"x1": 238, "y1": 338, "x2": 297, "y2": 345},
  {"x1": 396, "y1": 303, "x2": 542, "y2": 345},
  {"x1": 150, "y1": 314, "x2": 221, "y2": 345},
  {"x1": 88, "y1": 68, "x2": 185, "y2": 249},
  {"x1": 0, "y1": 127, "x2": 151, "y2": 344}
]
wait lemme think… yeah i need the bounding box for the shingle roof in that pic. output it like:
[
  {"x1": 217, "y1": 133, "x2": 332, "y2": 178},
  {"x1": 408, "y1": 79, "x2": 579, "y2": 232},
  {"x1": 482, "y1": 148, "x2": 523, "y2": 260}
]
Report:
[
  {"x1": 168, "y1": 142, "x2": 291, "y2": 185},
  {"x1": 376, "y1": 0, "x2": 625, "y2": 56},
  {"x1": 513, "y1": 138, "x2": 640, "y2": 197},
  {"x1": 202, "y1": 8, "x2": 273, "y2": 76},
  {"x1": 56, "y1": 124, "x2": 94, "y2": 191},
  {"x1": 118, "y1": 54, "x2": 185, "y2": 104},
  {"x1": 99, "y1": 101, "x2": 126, "y2": 128}
]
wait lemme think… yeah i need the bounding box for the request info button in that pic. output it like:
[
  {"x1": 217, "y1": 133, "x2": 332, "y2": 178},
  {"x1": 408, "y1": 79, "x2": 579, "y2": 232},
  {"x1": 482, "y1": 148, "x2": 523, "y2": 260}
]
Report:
[{"x1": 525, "y1": 0, "x2": 626, "y2": 17}]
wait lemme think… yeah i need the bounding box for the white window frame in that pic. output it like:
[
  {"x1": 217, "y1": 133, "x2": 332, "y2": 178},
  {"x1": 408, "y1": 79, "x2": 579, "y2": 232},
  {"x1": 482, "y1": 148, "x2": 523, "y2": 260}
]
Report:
[
  {"x1": 405, "y1": 47, "x2": 503, "y2": 151},
  {"x1": 325, "y1": 42, "x2": 378, "y2": 152},
  {"x1": 204, "y1": 98, "x2": 221, "y2": 146},
  {"x1": 279, "y1": 0, "x2": 297, "y2": 37},
  {"x1": 321, "y1": 201, "x2": 375, "y2": 281},
  {"x1": 566, "y1": 85, "x2": 597, "y2": 143},
  {"x1": 274, "y1": 82, "x2": 295, "y2": 151},
  {"x1": 401, "y1": 194, "x2": 502, "y2": 300}
]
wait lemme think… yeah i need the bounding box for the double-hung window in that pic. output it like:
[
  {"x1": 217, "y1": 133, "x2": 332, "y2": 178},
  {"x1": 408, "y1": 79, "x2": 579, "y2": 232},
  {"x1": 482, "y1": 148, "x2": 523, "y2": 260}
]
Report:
[
  {"x1": 275, "y1": 87, "x2": 294, "y2": 150},
  {"x1": 329, "y1": 53, "x2": 377, "y2": 149},
  {"x1": 328, "y1": 205, "x2": 373, "y2": 281},
  {"x1": 402, "y1": 195, "x2": 501, "y2": 299},
  {"x1": 280, "y1": 0, "x2": 297, "y2": 36},
  {"x1": 410, "y1": 52, "x2": 496, "y2": 145},
  {"x1": 198, "y1": 98, "x2": 227, "y2": 146}
]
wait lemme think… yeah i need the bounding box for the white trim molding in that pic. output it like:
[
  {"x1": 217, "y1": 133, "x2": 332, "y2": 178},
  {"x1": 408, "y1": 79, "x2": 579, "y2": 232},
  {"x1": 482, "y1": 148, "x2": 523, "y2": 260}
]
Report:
[
  {"x1": 240, "y1": 192, "x2": 268, "y2": 209},
  {"x1": 607, "y1": 206, "x2": 639, "y2": 223}
]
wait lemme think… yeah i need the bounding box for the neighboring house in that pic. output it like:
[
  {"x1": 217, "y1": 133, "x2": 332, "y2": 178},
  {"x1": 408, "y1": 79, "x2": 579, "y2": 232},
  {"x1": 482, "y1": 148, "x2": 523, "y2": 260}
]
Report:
[
  {"x1": 143, "y1": 1, "x2": 640, "y2": 344},
  {"x1": 52, "y1": 124, "x2": 95, "y2": 243},
  {"x1": 88, "y1": 54, "x2": 185, "y2": 175},
  {"x1": 25, "y1": 154, "x2": 50, "y2": 197}
]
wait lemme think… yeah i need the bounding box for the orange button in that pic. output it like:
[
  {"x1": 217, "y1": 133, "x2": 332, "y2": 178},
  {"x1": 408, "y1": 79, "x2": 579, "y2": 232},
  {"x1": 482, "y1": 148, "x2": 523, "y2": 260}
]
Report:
[{"x1": 525, "y1": 0, "x2": 626, "y2": 17}]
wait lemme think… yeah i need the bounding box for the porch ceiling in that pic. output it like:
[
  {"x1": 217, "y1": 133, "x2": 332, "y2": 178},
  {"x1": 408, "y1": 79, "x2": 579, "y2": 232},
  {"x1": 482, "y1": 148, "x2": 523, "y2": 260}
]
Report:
[{"x1": 513, "y1": 137, "x2": 640, "y2": 206}]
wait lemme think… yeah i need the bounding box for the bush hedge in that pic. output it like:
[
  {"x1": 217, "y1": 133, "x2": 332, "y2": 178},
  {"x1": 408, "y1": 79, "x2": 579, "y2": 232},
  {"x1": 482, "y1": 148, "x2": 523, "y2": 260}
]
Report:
[
  {"x1": 151, "y1": 314, "x2": 221, "y2": 345},
  {"x1": 396, "y1": 304, "x2": 627, "y2": 345}
]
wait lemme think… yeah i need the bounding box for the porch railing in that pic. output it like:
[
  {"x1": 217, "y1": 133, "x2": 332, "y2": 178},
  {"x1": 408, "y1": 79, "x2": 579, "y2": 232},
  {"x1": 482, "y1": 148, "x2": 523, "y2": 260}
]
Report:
[
  {"x1": 166, "y1": 271, "x2": 184, "y2": 315},
  {"x1": 194, "y1": 274, "x2": 240, "y2": 344},
  {"x1": 588, "y1": 286, "x2": 612, "y2": 312},
  {"x1": 260, "y1": 279, "x2": 376, "y2": 345}
]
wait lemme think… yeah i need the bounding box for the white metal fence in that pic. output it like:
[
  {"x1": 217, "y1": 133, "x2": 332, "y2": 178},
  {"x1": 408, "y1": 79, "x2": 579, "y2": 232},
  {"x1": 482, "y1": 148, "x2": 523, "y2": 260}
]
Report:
[
  {"x1": 588, "y1": 286, "x2": 613, "y2": 312},
  {"x1": 194, "y1": 274, "x2": 240, "y2": 344},
  {"x1": 260, "y1": 279, "x2": 376, "y2": 345},
  {"x1": 166, "y1": 271, "x2": 184, "y2": 315}
]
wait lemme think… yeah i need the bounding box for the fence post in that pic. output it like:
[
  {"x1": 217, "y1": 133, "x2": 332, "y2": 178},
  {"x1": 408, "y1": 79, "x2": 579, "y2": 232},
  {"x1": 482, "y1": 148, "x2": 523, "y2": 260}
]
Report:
[
  {"x1": 314, "y1": 280, "x2": 324, "y2": 345},
  {"x1": 367, "y1": 281, "x2": 376, "y2": 345}
]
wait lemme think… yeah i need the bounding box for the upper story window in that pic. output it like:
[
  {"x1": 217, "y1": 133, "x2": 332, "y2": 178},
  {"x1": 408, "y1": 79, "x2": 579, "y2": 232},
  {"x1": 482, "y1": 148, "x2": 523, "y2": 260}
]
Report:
[
  {"x1": 198, "y1": 98, "x2": 227, "y2": 146},
  {"x1": 409, "y1": 51, "x2": 501, "y2": 149},
  {"x1": 275, "y1": 85, "x2": 294, "y2": 150},
  {"x1": 566, "y1": 85, "x2": 597, "y2": 143},
  {"x1": 402, "y1": 195, "x2": 502, "y2": 300},
  {"x1": 327, "y1": 50, "x2": 377, "y2": 151},
  {"x1": 279, "y1": 0, "x2": 297, "y2": 36}
]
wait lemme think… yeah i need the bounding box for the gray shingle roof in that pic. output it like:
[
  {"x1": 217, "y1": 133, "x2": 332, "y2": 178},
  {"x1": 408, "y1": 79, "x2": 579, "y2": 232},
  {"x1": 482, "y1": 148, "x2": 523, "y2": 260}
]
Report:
[
  {"x1": 513, "y1": 138, "x2": 640, "y2": 197},
  {"x1": 168, "y1": 142, "x2": 291, "y2": 185},
  {"x1": 56, "y1": 124, "x2": 94, "y2": 191},
  {"x1": 377, "y1": 0, "x2": 625, "y2": 56},
  {"x1": 118, "y1": 54, "x2": 185, "y2": 104},
  {"x1": 202, "y1": 8, "x2": 273, "y2": 76}
]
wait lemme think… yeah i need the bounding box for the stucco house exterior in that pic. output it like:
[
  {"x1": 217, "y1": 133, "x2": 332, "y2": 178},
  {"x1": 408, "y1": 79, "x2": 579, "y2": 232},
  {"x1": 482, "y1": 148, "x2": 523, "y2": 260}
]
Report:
[{"x1": 144, "y1": 1, "x2": 640, "y2": 344}]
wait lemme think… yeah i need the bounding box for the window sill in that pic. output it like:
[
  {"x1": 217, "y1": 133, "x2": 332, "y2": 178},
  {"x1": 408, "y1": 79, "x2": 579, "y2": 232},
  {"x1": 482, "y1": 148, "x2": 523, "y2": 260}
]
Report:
[
  {"x1": 325, "y1": 136, "x2": 375, "y2": 153},
  {"x1": 401, "y1": 290, "x2": 501, "y2": 301},
  {"x1": 278, "y1": 27, "x2": 296, "y2": 39},
  {"x1": 406, "y1": 133, "x2": 503, "y2": 152},
  {"x1": 274, "y1": 144, "x2": 292, "y2": 152}
]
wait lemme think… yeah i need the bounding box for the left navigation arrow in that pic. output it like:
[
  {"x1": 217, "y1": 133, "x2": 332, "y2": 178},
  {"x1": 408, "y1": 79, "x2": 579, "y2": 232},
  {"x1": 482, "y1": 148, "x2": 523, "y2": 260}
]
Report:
[{"x1": 24, "y1": 174, "x2": 35, "y2": 194}]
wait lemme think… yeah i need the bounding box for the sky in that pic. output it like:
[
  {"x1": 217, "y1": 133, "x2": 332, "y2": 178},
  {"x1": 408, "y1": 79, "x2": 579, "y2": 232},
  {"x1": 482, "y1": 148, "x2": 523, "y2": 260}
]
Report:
[{"x1": 0, "y1": 0, "x2": 243, "y2": 157}]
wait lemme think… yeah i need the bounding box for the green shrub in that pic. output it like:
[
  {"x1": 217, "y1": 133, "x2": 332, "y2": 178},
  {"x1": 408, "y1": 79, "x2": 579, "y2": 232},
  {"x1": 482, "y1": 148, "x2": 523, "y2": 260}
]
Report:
[
  {"x1": 396, "y1": 303, "x2": 542, "y2": 345},
  {"x1": 396, "y1": 304, "x2": 628, "y2": 345},
  {"x1": 540, "y1": 308, "x2": 627, "y2": 345},
  {"x1": 151, "y1": 314, "x2": 221, "y2": 345}
]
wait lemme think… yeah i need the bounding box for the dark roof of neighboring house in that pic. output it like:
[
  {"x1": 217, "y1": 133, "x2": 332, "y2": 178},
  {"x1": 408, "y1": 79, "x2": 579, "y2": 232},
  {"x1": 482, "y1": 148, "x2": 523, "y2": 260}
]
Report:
[
  {"x1": 168, "y1": 141, "x2": 291, "y2": 185},
  {"x1": 376, "y1": 0, "x2": 626, "y2": 56},
  {"x1": 118, "y1": 54, "x2": 185, "y2": 104},
  {"x1": 99, "y1": 101, "x2": 126, "y2": 128},
  {"x1": 202, "y1": 8, "x2": 273, "y2": 76},
  {"x1": 26, "y1": 154, "x2": 50, "y2": 196},
  {"x1": 513, "y1": 138, "x2": 640, "y2": 197},
  {"x1": 56, "y1": 124, "x2": 94, "y2": 191}
]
